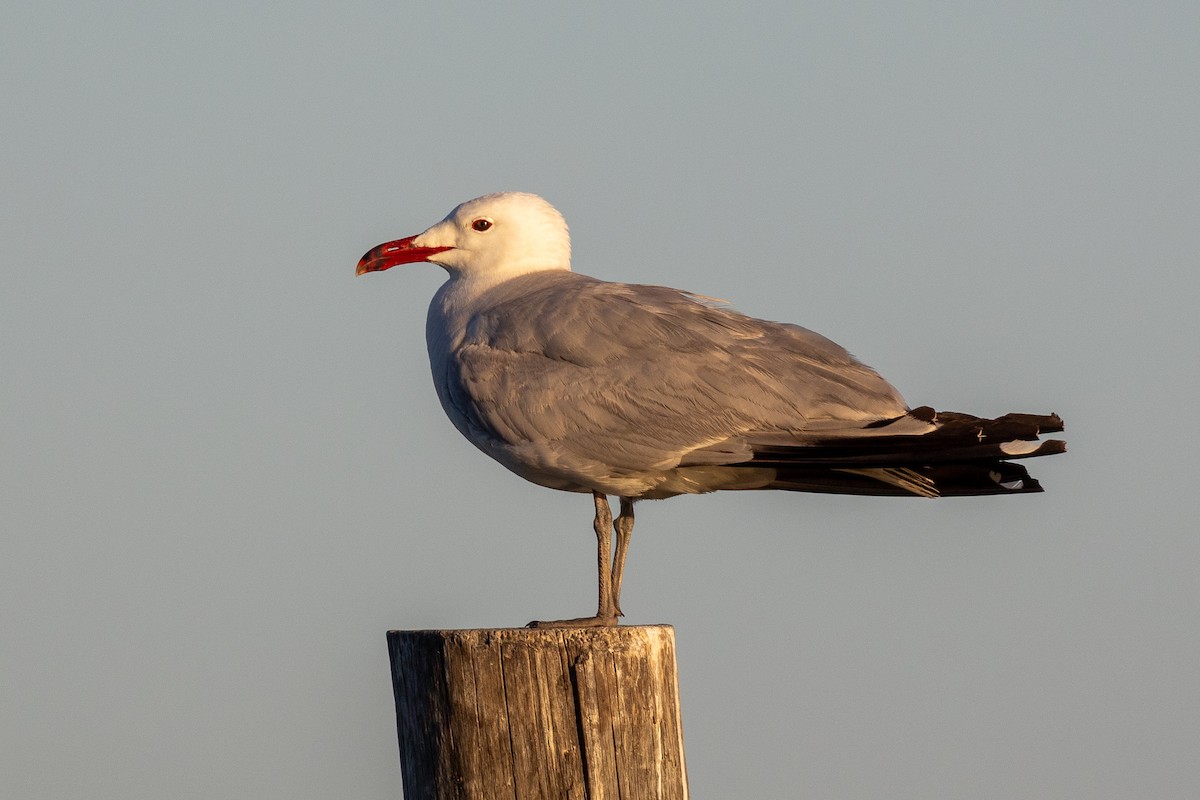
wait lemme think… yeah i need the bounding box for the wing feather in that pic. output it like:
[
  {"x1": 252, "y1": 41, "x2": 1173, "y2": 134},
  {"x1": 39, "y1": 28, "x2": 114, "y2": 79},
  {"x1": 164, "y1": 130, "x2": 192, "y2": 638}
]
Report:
[{"x1": 442, "y1": 272, "x2": 909, "y2": 490}]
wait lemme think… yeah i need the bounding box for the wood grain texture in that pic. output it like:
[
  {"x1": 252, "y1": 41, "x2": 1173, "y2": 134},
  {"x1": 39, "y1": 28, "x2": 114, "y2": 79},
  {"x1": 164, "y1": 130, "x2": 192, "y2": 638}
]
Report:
[{"x1": 387, "y1": 625, "x2": 688, "y2": 800}]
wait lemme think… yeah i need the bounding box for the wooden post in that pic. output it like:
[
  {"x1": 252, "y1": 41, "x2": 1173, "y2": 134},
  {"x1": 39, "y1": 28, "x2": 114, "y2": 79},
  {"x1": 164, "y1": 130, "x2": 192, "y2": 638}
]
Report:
[{"x1": 386, "y1": 625, "x2": 689, "y2": 799}]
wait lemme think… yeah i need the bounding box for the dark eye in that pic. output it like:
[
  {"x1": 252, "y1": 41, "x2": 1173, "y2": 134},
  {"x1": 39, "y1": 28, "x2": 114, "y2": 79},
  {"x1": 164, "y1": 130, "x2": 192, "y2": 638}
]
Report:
[{"x1": 471, "y1": 218, "x2": 493, "y2": 232}]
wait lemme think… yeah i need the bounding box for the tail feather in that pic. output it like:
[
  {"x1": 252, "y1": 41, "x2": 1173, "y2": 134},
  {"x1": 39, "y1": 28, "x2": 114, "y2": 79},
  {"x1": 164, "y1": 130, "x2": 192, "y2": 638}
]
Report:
[{"x1": 736, "y1": 407, "x2": 1065, "y2": 498}]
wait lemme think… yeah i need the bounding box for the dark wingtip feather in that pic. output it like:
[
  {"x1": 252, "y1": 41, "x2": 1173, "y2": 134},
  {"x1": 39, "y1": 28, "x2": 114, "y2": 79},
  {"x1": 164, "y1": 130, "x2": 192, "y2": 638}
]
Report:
[
  {"x1": 764, "y1": 460, "x2": 1049, "y2": 497},
  {"x1": 735, "y1": 408, "x2": 1066, "y2": 498}
]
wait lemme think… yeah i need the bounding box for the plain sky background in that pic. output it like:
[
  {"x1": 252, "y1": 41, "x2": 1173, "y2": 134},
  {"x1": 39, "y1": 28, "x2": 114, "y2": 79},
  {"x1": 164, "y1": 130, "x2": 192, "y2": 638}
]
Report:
[{"x1": 3, "y1": 3, "x2": 1198, "y2": 798}]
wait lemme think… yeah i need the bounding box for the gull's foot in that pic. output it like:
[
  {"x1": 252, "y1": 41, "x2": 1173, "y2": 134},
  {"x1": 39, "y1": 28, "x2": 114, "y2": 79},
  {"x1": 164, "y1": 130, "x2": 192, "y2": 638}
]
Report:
[{"x1": 526, "y1": 613, "x2": 619, "y2": 629}]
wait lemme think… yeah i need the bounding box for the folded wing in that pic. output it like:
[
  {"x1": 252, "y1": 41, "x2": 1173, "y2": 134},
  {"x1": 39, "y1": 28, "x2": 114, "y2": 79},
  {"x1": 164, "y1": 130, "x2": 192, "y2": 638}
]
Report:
[{"x1": 442, "y1": 271, "x2": 1064, "y2": 498}]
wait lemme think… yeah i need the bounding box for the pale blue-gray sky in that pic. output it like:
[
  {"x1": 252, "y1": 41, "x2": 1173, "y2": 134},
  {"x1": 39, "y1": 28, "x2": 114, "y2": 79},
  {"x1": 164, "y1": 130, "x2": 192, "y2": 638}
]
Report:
[{"x1": 3, "y1": 3, "x2": 1198, "y2": 798}]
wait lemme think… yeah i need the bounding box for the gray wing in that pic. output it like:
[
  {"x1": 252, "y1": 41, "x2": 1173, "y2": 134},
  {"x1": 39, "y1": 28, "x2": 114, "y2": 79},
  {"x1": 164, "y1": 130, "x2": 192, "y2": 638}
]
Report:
[{"x1": 441, "y1": 272, "x2": 909, "y2": 490}]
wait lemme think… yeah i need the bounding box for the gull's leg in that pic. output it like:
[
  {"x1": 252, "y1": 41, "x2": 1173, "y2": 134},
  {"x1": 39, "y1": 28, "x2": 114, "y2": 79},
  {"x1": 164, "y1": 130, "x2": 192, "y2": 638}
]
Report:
[
  {"x1": 592, "y1": 491, "x2": 615, "y2": 619},
  {"x1": 527, "y1": 491, "x2": 618, "y2": 628},
  {"x1": 611, "y1": 497, "x2": 634, "y2": 617}
]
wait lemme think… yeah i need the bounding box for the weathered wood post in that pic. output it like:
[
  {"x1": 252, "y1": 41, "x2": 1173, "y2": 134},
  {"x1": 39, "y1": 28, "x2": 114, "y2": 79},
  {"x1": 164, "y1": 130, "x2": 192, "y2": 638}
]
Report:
[{"x1": 387, "y1": 624, "x2": 689, "y2": 799}]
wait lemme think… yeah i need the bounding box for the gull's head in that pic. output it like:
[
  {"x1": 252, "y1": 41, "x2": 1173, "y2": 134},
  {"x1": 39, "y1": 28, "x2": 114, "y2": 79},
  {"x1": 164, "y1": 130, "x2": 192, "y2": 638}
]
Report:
[{"x1": 357, "y1": 192, "x2": 571, "y2": 283}]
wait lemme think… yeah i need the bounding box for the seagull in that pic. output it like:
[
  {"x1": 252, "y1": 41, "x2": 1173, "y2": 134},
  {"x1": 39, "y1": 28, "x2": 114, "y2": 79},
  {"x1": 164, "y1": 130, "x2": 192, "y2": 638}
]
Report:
[{"x1": 358, "y1": 192, "x2": 1066, "y2": 627}]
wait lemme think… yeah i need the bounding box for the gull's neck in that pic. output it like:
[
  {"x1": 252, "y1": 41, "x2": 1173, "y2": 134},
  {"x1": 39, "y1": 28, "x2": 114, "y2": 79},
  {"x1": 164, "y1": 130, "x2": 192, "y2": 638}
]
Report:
[{"x1": 435, "y1": 263, "x2": 567, "y2": 322}]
